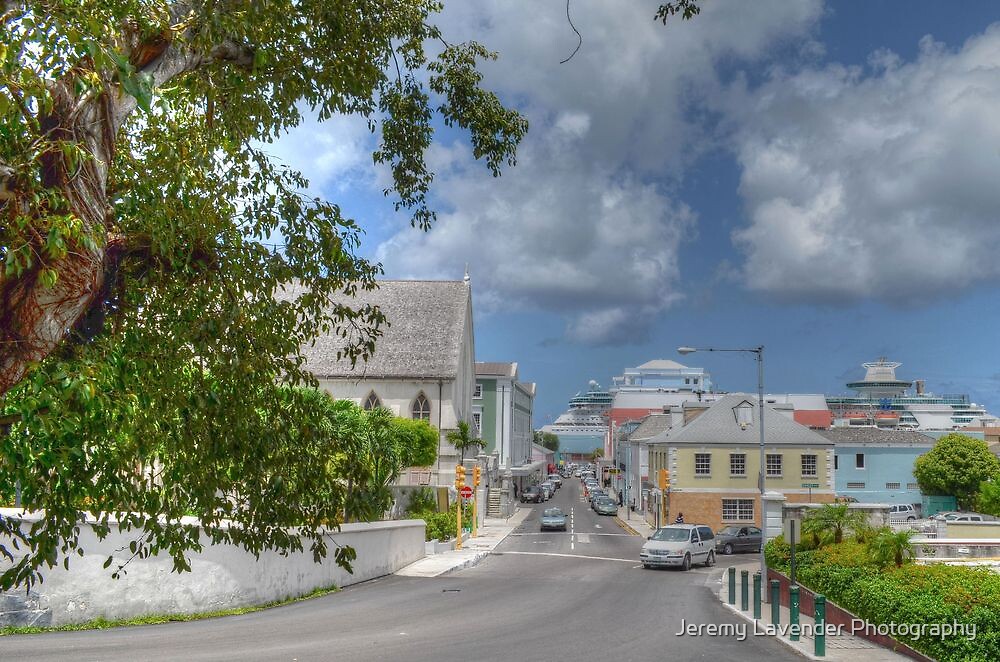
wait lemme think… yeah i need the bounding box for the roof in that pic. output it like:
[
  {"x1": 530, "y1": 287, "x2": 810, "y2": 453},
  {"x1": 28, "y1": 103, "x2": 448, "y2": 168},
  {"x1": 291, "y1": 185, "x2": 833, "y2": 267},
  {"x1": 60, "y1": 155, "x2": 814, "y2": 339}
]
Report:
[
  {"x1": 282, "y1": 280, "x2": 471, "y2": 380},
  {"x1": 636, "y1": 359, "x2": 689, "y2": 370},
  {"x1": 476, "y1": 362, "x2": 517, "y2": 378},
  {"x1": 649, "y1": 393, "x2": 833, "y2": 446},
  {"x1": 815, "y1": 428, "x2": 935, "y2": 445},
  {"x1": 628, "y1": 414, "x2": 673, "y2": 441}
]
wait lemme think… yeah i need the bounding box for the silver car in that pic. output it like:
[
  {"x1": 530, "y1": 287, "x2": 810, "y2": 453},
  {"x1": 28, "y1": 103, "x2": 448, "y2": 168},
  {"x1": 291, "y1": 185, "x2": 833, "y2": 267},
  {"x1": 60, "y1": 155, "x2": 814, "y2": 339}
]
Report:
[
  {"x1": 640, "y1": 524, "x2": 716, "y2": 571},
  {"x1": 540, "y1": 507, "x2": 567, "y2": 531}
]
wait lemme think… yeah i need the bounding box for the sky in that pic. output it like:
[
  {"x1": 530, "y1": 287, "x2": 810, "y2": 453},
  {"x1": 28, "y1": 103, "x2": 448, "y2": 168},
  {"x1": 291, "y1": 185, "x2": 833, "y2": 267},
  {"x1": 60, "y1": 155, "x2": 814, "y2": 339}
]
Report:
[{"x1": 264, "y1": 0, "x2": 1000, "y2": 426}]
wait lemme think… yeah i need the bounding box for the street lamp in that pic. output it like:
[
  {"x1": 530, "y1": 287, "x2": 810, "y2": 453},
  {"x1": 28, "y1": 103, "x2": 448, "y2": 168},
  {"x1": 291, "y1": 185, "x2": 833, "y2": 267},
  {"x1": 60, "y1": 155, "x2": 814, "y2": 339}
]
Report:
[{"x1": 678, "y1": 345, "x2": 767, "y2": 582}]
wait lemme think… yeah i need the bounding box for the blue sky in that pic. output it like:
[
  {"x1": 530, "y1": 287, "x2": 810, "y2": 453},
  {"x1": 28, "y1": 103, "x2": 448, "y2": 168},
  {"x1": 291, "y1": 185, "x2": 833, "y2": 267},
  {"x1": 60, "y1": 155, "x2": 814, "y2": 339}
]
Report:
[{"x1": 264, "y1": 1, "x2": 1000, "y2": 425}]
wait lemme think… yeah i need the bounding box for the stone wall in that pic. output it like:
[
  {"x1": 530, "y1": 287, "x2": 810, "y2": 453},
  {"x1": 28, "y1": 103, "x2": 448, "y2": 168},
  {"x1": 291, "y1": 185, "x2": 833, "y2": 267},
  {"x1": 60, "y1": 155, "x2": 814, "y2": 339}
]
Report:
[{"x1": 0, "y1": 510, "x2": 425, "y2": 627}]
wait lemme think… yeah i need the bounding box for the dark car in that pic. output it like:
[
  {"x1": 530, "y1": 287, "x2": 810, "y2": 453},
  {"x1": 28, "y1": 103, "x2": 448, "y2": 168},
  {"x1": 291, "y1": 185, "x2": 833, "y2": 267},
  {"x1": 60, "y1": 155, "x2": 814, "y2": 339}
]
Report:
[
  {"x1": 521, "y1": 486, "x2": 543, "y2": 503},
  {"x1": 715, "y1": 525, "x2": 762, "y2": 554}
]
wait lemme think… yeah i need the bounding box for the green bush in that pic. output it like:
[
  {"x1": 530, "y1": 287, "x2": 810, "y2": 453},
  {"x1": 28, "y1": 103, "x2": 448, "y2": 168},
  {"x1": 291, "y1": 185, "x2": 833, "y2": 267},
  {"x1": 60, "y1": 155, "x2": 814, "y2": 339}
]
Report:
[
  {"x1": 776, "y1": 539, "x2": 1000, "y2": 662},
  {"x1": 410, "y1": 504, "x2": 459, "y2": 542}
]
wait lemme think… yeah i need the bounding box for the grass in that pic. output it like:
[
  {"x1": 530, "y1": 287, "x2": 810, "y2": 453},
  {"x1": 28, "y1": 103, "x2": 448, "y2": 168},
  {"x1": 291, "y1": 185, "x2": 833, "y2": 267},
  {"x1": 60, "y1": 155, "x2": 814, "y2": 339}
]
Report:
[{"x1": 0, "y1": 583, "x2": 340, "y2": 636}]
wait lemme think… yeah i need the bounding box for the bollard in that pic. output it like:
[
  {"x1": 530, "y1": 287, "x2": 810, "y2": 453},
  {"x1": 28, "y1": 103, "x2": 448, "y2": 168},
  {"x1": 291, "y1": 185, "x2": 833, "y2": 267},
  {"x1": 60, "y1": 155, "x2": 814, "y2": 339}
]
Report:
[
  {"x1": 814, "y1": 595, "x2": 826, "y2": 657},
  {"x1": 728, "y1": 566, "x2": 736, "y2": 605},
  {"x1": 789, "y1": 585, "x2": 800, "y2": 641},
  {"x1": 740, "y1": 569, "x2": 749, "y2": 611},
  {"x1": 753, "y1": 572, "x2": 762, "y2": 619},
  {"x1": 770, "y1": 579, "x2": 780, "y2": 626}
]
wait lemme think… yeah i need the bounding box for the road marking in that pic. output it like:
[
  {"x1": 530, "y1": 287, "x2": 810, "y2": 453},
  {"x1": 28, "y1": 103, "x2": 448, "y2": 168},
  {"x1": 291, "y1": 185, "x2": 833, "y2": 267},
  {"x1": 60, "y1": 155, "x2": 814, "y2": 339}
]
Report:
[
  {"x1": 508, "y1": 532, "x2": 632, "y2": 537},
  {"x1": 492, "y1": 551, "x2": 637, "y2": 563},
  {"x1": 571, "y1": 507, "x2": 575, "y2": 550},
  {"x1": 594, "y1": 524, "x2": 602, "y2": 529},
  {"x1": 576, "y1": 533, "x2": 591, "y2": 544}
]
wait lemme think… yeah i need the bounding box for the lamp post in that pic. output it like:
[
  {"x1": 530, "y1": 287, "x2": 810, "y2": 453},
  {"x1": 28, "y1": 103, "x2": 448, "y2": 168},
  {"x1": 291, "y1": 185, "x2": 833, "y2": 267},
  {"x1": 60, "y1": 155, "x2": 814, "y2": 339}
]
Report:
[{"x1": 678, "y1": 345, "x2": 766, "y2": 582}]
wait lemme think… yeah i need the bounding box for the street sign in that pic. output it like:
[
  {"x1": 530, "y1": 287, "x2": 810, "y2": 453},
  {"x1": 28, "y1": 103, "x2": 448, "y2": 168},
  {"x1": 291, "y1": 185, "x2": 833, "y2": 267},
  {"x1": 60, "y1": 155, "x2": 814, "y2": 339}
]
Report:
[
  {"x1": 801, "y1": 483, "x2": 820, "y2": 488},
  {"x1": 459, "y1": 485, "x2": 473, "y2": 499}
]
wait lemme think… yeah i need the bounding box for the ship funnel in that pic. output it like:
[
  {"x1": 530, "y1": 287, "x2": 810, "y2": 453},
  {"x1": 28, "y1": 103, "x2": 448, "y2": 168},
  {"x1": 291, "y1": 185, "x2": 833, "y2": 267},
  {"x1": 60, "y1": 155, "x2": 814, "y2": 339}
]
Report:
[{"x1": 916, "y1": 379, "x2": 925, "y2": 395}]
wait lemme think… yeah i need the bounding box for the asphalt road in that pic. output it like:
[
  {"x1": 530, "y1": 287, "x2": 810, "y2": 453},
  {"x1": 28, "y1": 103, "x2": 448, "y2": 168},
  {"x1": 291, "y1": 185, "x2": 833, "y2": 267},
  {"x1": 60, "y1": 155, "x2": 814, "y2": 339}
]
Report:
[{"x1": 4, "y1": 479, "x2": 798, "y2": 661}]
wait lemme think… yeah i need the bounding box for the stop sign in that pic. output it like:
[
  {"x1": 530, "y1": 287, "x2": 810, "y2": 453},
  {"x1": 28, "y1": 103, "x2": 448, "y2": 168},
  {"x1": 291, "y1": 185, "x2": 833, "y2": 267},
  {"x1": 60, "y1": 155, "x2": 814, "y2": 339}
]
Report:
[{"x1": 460, "y1": 485, "x2": 473, "y2": 499}]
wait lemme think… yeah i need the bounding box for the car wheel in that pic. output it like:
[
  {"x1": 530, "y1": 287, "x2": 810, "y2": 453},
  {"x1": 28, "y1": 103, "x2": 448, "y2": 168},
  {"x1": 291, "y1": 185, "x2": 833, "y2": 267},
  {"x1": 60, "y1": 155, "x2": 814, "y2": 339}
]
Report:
[
  {"x1": 705, "y1": 550, "x2": 715, "y2": 567},
  {"x1": 723, "y1": 543, "x2": 733, "y2": 555},
  {"x1": 681, "y1": 554, "x2": 691, "y2": 571},
  {"x1": 907, "y1": 516, "x2": 916, "y2": 522},
  {"x1": 642, "y1": 563, "x2": 650, "y2": 569}
]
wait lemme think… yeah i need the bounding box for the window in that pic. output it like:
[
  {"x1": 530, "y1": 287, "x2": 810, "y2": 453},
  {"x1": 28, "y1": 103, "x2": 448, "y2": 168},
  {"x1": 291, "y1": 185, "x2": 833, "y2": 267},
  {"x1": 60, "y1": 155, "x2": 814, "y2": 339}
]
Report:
[
  {"x1": 473, "y1": 383, "x2": 483, "y2": 399},
  {"x1": 694, "y1": 453, "x2": 711, "y2": 476},
  {"x1": 722, "y1": 499, "x2": 755, "y2": 521},
  {"x1": 885, "y1": 482, "x2": 900, "y2": 490},
  {"x1": 411, "y1": 393, "x2": 431, "y2": 421},
  {"x1": 855, "y1": 453, "x2": 865, "y2": 469},
  {"x1": 834, "y1": 455, "x2": 839, "y2": 470},
  {"x1": 906, "y1": 482, "x2": 919, "y2": 490},
  {"x1": 766, "y1": 454, "x2": 782, "y2": 477},
  {"x1": 685, "y1": 378, "x2": 690, "y2": 384},
  {"x1": 846, "y1": 482, "x2": 865, "y2": 489},
  {"x1": 801, "y1": 454, "x2": 817, "y2": 477},
  {"x1": 472, "y1": 412, "x2": 481, "y2": 432},
  {"x1": 363, "y1": 391, "x2": 382, "y2": 410},
  {"x1": 697, "y1": 526, "x2": 714, "y2": 541},
  {"x1": 730, "y1": 453, "x2": 746, "y2": 477}
]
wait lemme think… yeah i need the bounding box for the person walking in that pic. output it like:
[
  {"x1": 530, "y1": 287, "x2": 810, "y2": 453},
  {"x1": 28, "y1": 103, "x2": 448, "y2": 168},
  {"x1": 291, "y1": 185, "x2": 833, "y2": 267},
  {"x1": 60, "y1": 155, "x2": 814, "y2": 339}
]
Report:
[{"x1": 674, "y1": 512, "x2": 685, "y2": 524}]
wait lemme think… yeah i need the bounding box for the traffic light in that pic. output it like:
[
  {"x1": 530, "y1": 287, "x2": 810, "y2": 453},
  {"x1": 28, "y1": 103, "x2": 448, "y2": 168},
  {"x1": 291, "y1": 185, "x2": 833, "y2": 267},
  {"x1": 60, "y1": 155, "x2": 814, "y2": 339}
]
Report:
[
  {"x1": 658, "y1": 468, "x2": 670, "y2": 491},
  {"x1": 455, "y1": 465, "x2": 466, "y2": 489},
  {"x1": 473, "y1": 465, "x2": 481, "y2": 487}
]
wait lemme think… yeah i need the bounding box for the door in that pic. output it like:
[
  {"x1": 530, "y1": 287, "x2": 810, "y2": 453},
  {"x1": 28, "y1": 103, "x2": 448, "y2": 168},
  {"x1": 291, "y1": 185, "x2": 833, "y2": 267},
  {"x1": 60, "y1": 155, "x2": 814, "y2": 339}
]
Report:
[{"x1": 690, "y1": 529, "x2": 706, "y2": 562}]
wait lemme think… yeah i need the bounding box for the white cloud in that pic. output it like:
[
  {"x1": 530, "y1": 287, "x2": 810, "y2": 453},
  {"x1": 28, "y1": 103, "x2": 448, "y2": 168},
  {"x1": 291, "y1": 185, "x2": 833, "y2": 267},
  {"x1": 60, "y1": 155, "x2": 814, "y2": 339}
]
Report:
[
  {"x1": 372, "y1": 0, "x2": 823, "y2": 344},
  {"x1": 730, "y1": 26, "x2": 1000, "y2": 302}
]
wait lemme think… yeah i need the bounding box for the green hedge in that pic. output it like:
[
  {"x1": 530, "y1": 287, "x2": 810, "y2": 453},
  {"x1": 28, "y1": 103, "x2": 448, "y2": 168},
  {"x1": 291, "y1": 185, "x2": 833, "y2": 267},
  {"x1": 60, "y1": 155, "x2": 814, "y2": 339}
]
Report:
[{"x1": 764, "y1": 538, "x2": 1000, "y2": 661}]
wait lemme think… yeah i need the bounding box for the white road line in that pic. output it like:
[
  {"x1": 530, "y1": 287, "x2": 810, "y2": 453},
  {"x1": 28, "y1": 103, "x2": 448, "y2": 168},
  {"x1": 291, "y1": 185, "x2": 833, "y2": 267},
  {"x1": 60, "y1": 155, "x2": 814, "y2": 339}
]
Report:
[
  {"x1": 492, "y1": 551, "x2": 636, "y2": 563},
  {"x1": 570, "y1": 507, "x2": 575, "y2": 549},
  {"x1": 509, "y1": 532, "x2": 632, "y2": 537}
]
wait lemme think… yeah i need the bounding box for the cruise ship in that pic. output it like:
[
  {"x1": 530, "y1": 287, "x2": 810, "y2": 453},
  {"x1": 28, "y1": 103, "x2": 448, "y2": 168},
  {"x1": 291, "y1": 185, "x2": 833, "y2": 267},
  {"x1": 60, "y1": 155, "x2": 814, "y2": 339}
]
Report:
[
  {"x1": 827, "y1": 359, "x2": 998, "y2": 430},
  {"x1": 540, "y1": 380, "x2": 612, "y2": 456}
]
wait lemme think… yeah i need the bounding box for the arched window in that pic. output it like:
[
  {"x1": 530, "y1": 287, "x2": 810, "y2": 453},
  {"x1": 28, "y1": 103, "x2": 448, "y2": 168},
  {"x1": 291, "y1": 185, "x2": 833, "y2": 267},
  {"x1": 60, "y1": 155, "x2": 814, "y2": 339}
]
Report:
[
  {"x1": 363, "y1": 391, "x2": 382, "y2": 411},
  {"x1": 411, "y1": 393, "x2": 431, "y2": 421}
]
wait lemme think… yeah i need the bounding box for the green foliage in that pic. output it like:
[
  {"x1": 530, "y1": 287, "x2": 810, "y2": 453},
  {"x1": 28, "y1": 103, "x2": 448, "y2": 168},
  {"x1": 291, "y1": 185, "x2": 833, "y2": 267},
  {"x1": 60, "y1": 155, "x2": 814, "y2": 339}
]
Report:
[
  {"x1": 405, "y1": 488, "x2": 438, "y2": 515},
  {"x1": 590, "y1": 447, "x2": 603, "y2": 462},
  {"x1": 977, "y1": 480, "x2": 1000, "y2": 517},
  {"x1": 655, "y1": 1, "x2": 704, "y2": 25},
  {"x1": 867, "y1": 527, "x2": 915, "y2": 568},
  {"x1": 0, "y1": 1, "x2": 524, "y2": 590},
  {"x1": 773, "y1": 538, "x2": 1000, "y2": 662},
  {"x1": 421, "y1": 507, "x2": 459, "y2": 542},
  {"x1": 447, "y1": 420, "x2": 484, "y2": 461},
  {"x1": 801, "y1": 503, "x2": 867, "y2": 546},
  {"x1": 914, "y1": 434, "x2": 1000, "y2": 509},
  {"x1": 534, "y1": 431, "x2": 560, "y2": 452}
]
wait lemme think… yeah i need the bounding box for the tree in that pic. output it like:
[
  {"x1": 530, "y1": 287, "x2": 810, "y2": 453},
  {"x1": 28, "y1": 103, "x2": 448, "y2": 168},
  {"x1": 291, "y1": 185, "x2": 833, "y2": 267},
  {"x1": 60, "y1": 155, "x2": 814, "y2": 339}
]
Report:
[
  {"x1": 590, "y1": 447, "x2": 604, "y2": 463},
  {"x1": 867, "y1": 527, "x2": 915, "y2": 568},
  {"x1": 976, "y1": 480, "x2": 1000, "y2": 517},
  {"x1": 392, "y1": 418, "x2": 439, "y2": 469},
  {"x1": 0, "y1": 1, "x2": 526, "y2": 590},
  {"x1": 447, "y1": 420, "x2": 483, "y2": 461},
  {"x1": 533, "y1": 430, "x2": 559, "y2": 453},
  {"x1": 913, "y1": 433, "x2": 1000, "y2": 509},
  {"x1": 802, "y1": 503, "x2": 867, "y2": 546}
]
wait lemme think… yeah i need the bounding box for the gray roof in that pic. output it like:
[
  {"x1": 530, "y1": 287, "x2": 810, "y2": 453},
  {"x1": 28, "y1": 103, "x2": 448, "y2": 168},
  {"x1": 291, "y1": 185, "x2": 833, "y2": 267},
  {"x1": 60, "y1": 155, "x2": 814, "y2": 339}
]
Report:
[
  {"x1": 816, "y1": 428, "x2": 935, "y2": 446},
  {"x1": 628, "y1": 414, "x2": 673, "y2": 442},
  {"x1": 476, "y1": 362, "x2": 517, "y2": 377},
  {"x1": 283, "y1": 279, "x2": 471, "y2": 380},
  {"x1": 650, "y1": 393, "x2": 833, "y2": 446}
]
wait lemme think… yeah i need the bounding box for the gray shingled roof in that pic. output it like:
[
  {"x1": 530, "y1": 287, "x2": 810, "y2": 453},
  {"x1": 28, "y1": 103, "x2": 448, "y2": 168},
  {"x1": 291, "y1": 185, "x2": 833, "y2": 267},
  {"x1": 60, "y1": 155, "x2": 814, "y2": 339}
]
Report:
[
  {"x1": 628, "y1": 414, "x2": 673, "y2": 441},
  {"x1": 476, "y1": 362, "x2": 517, "y2": 377},
  {"x1": 283, "y1": 280, "x2": 471, "y2": 379},
  {"x1": 816, "y1": 428, "x2": 935, "y2": 445},
  {"x1": 649, "y1": 393, "x2": 833, "y2": 446}
]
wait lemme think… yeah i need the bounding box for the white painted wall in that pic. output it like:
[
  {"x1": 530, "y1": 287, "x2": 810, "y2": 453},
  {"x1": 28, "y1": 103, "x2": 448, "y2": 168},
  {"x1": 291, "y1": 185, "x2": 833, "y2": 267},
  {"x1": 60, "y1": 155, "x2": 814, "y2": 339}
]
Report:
[{"x1": 0, "y1": 511, "x2": 425, "y2": 627}]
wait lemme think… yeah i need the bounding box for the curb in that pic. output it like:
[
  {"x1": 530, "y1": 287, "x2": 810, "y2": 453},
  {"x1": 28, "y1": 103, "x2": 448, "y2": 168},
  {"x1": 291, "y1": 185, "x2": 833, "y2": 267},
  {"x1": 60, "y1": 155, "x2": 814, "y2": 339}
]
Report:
[
  {"x1": 440, "y1": 551, "x2": 490, "y2": 576},
  {"x1": 615, "y1": 517, "x2": 640, "y2": 536},
  {"x1": 717, "y1": 597, "x2": 818, "y2": 661}
]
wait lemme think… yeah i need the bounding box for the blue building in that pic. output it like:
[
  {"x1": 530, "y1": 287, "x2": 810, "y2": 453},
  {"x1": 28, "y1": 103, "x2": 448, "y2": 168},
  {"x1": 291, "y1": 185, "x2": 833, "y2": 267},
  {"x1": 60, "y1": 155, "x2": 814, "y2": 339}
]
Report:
[{"x1": 817, "y1": 428, "x2": 934, "y2": 505}]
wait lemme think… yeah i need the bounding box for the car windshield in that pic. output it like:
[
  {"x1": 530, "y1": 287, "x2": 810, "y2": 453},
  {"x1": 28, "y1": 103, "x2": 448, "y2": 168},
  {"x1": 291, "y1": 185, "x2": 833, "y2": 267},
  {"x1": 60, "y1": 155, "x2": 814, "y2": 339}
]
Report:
[
  {"x1": 718, "y1": 526, "x2": 741, "y2": 535},
  {"x1": 543, "y1": 509, "x2": 563, "y2": 517},
  {"x1": 651, "y1": 527, "x2": 690, "y2": 542}
]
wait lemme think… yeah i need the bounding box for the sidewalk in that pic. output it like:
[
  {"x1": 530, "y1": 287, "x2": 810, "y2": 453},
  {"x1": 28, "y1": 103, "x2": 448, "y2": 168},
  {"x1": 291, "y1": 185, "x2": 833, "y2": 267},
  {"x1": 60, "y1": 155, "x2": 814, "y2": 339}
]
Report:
[
  {"x1": 395, "y1": 507, "x2": 532, "y2": 578},
  {"x1": 615, "y1": 505, "x2": 655, "y2": 538},
  {"x1": 714, "y1": 562, "x2": 909, "y2": 661}
]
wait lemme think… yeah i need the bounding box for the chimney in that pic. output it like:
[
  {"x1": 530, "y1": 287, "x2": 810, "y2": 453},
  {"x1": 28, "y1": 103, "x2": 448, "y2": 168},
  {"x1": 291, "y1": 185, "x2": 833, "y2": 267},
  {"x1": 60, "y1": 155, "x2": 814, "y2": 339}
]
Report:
[{"x1": 915, "y1": 379, "x2": 925, "y2": 395}]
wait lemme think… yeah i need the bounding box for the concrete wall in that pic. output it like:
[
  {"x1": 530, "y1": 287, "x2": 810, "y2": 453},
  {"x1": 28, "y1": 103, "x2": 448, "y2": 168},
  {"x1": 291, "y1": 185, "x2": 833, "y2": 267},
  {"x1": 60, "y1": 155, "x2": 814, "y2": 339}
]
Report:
[{"x1": 0, "y1": 511, "x2": 425, "y2": 628}]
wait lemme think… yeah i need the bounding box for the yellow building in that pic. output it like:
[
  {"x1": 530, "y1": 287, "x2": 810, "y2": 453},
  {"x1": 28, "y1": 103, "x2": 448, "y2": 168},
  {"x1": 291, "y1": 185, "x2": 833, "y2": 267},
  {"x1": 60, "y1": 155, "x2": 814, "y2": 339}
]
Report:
[{"x1": 647, "y1": 393, "x2": 835, "y2": 533}]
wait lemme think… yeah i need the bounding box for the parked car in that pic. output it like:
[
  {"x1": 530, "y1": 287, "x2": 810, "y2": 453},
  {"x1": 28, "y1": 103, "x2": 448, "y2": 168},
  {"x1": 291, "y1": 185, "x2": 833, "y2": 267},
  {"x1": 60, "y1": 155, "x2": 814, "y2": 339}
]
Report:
[
  {"x1": 932, "y1": 511, "x2": 991, "y2": 522},
  {"x1": 540, "y1": 482, "x2": 555, "y2": 500},
  {"x1": 589, "y1": 489, "x2": 607, "y2": 507},
  {"x1": 521, "y1": 486, "x2": 543, "y2": 503},
  {"x1": 593, "y1": 498, "x2": 617, "y2": 516},
  {"x1": 540, "y1": 507, "x2": 568, "y2": 531},
  {"x1": 714, "y1": 525, "x2": 762, "y2": 555},
  {"x1": 573, "y1": 469, "x2": 582, "y2": 478},
  {"x1": 547, "y1": 474, "x2": 563, "y2": 488},
  {"x1": 640, "y1": 524, "x2": 716, "y2": 571},
  {"x1": 888, "y1": 504, "x2": 918, "y2": 521}
]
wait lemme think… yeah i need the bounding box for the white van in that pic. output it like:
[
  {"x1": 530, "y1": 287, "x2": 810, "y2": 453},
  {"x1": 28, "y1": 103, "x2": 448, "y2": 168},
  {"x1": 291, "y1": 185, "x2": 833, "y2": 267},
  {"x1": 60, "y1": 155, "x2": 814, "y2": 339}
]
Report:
[{"x1": 639, "y1": 524, "x2": 716, "y2": 571}]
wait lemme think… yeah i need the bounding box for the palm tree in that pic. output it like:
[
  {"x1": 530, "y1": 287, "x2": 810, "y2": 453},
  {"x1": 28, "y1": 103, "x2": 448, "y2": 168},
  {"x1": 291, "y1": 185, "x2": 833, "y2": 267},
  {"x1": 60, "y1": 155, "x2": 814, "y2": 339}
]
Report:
[
  {"x1": 868, "y1": 527, "x2": 915, "y2": 568},
  {"x1": 447, "y1": 421, "x2": 484, "y2": 461},
  {"x1": 590, "y1": 447, "x2": 604, "y2": 463},
  {"x1": 802, "y1": 503, "x2": 867, "y2": 545}
]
